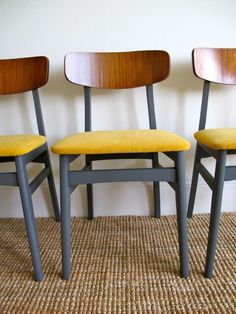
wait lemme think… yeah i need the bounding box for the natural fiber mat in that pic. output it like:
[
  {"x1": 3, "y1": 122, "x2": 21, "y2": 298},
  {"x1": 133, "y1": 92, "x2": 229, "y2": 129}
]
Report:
[{"x1": 0, "y1": 213, "x2": 236, "y2": 313}]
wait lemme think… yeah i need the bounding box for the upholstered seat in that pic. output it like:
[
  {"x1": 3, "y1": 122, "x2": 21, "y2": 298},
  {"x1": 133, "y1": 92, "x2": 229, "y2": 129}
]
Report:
[
  {"x1": 194, "y1": 128, "x2": 236, "y2": 150},
  {"x1": 0, "y1": 134, "x2": 46, "y2": 156},
  {"x1": 51, "y1": 129, "x2": 190, "y2": 155}
]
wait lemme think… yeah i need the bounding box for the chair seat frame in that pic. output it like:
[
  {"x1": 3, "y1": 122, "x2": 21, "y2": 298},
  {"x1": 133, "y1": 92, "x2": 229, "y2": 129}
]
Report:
[{"x1": 60, "y1": 82, "x2": 189, "y2": 280}]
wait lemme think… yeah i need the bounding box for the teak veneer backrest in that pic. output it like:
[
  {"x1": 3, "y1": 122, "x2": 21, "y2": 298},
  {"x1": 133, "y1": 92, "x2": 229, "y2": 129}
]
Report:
[
  {"x1": 65, "y1": 50, "x2": 170, "y2": 89},
  {"x1": 0, "y1": 56, "x2": 49, "y2": 95},
  {"x1": 193, "y1": 48, "x2": 236, "y2": 85}
]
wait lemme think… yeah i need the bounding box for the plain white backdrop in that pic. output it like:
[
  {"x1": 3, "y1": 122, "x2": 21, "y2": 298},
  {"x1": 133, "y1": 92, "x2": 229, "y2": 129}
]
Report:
[{"x1": 1, "y1": 0, "x2": 236, "y2": 217}]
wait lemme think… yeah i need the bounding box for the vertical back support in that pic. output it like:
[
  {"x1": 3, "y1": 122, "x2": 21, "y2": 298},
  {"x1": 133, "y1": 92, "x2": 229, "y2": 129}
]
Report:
[
  {"x1": 32, "y1": 89, "x2": 46, "y2": 136},
  {"x1": 146, "y1": 84, "x2": 160, "y2": 217},
  {"x1": 198, "y1": 81, "x2": 210, "y2": 131},
  {"x1": 146, "y1": 85, "x2": 157, "y2": 129},
  {"x1": 84, "y1": 86, "x2": 93, "y2": 219},
  {"x1": 84, "y1": 86, "x2": 92, "y2": 132}
]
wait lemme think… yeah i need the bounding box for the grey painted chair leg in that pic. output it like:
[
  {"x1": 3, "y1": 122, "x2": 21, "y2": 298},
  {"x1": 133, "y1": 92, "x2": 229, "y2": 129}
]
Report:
[
  {"x1": 153, "y1": 154, "x2": 161, "y2": 218},
  {"x1": 87, "y1": 184, "x2": 94, "y2": 220},
  {"x1": 175, "y1": 152, "x2": 189, "y2": 278},
  {"x1": 153, "y1": 182, "x2": 161, "y2": 218},
  {"x1": 15, "y1": 156, "x2": 43, "y2": 282},
  {"x1": 44, "y1": 150, "x2": 60, "y2": 222},
  {"x1": 204, "y1": 150, "x2": 226, "y2": 278},
  {"x1": 86, "y1": 160, "x2": 94, "y2": 220},
  {"x1": 187, "y1": 145, "x2": 201, "y2": 218},
  {"x1": 60, "y1": 155, "x2": 72, "y2": 280}
]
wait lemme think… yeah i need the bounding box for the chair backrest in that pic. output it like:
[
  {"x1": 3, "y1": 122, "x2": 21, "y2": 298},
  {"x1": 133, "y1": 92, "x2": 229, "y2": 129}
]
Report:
[
  {"x1": 64, "y1": 50, "x2": 170, "y2": 89},
  {"x1": 0, "y1": 56, "x2": 49, "y2": 95},
  {"x1": 0, "y1": 56, "x2": 49, "y2": 136},
  {"x1": 193, "y1": 48, "x2": 236, "y2": 85},
  {"x1": 192, "y1": 48, "x2": 236, "y2": 131},
  {"x1": 64, "y1": 50, "x2": 170, "y2": 131}
]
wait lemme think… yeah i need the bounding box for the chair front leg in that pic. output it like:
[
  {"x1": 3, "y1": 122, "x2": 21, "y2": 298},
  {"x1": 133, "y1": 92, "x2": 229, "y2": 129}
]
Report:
[
  {"x1": 175, "y1": 151, "x2": 189, "y2": 278},
  {"x1": 60, "y1": 155, "x2": 72, "y2": 280},
  {"x1": 15, "y1": 156, "x2": 43, "y2": 282},
  {"x1": 205, "y1": 150, "x2": 226, "y2": 278}
]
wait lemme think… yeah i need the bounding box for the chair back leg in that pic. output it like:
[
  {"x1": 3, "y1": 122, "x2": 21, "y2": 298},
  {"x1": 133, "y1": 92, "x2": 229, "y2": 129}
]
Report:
[
  {"x1": 188, "y1": 145, "x2": 202, "y2": 218},
  {"x1": 85, "y1": 159, "x2": 94, "y2": 220},
  {"x1": 87, "y1": 184, "x2": 94, "y2": 220},
  {"x1": 153, "y1": 154, "x2": 161, "y2": 218},
  {"x1": 153, "y1": 182, "x2": 161, "y2": 218},
  {"x1": 43, "y1": 149, "x2": 60, "y2": 221}
]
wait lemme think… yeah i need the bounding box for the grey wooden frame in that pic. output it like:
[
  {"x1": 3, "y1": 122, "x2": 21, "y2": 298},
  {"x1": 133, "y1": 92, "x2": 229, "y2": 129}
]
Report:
[
  {"x1": 59, "y1": 51, "x2": 189, "y2": 280},
  {"x1": 0, "y1": 58, "x2": 60, "y2": 282},
  {"x1": 188, "y1": 48, "x2": 236, "y2": 278}
]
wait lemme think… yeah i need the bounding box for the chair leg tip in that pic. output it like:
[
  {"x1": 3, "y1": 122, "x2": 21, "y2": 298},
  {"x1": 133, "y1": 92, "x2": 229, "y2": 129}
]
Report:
[
  {"x1": 204, "y1": 271, "x2": 213, "y2": 279},
  {"x1": 180, "y1": 269, "x2": 189, "y2": 279},
  {"x1": 187, "y1": 212, "x2": 193, "y2": 219},
  {"x1": 35, "y1": 274, "x2": 44, "y2": 282},
  {"x1": 61, "y1": 273, "x2": 70, "y2": 280}
]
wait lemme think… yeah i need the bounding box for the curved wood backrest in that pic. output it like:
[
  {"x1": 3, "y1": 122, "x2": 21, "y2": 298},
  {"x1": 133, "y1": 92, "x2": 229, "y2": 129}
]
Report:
[
  {"x1": 0, "y1": 56, "x2": 49, "y2": 95},
  {"x1": 193, "y1": 48, "x2": 236, "y2": 84},
  {"x1": 65, "y1": 51, "x2": 170, "y2": 89}
]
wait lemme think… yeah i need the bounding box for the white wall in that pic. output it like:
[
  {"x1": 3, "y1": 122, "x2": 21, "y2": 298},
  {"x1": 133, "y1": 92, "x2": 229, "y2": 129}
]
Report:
[{"x1": 1, "y1": 0, "x2": 236, "y2": 217}]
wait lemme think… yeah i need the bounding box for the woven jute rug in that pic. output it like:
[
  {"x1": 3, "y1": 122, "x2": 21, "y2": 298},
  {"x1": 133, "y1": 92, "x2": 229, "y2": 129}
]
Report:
[{"x1": 0, "y1": 213, "x2": 236, "y2": 313}]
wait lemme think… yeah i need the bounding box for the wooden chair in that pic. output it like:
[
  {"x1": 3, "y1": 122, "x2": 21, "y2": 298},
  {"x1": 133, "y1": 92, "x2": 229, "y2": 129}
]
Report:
[
  {"x1": 51, "y1": 51, "x2": 190, "y2": 279},
  {"x1": 188, "y1": 48, "x2": 236, "y2": 278},
  {"x1": 0, "y1": 56, "x2": 60, "y2": 281}
]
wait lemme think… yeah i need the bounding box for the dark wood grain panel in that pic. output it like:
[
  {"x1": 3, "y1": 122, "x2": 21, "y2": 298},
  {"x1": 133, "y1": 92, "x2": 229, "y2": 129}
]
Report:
[
  {"x1": 0, "y1": 56, "x2": 49, "y2": 95},
  {"x1": 193, "y1": 48, "x2": 236, "y2": 84},
  {"x1": 65, "y1": 51, "x2": 170, "y2": 89}
]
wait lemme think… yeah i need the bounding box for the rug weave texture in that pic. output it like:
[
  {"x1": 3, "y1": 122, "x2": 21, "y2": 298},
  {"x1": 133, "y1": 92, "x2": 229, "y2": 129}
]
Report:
[{"x1": 0, "y1": 213, "x2": 236, "y2": 313}]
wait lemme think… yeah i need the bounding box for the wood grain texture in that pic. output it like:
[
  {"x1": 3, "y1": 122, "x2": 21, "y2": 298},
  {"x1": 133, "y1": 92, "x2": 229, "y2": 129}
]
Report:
[
  {"x1": 65, "y1": 51, "x2": 170, "y2": 89},
  {"x1": 0, "y1": 56, "x2": 49, "y2": 95},
  {"x1": 193, "y1": 48, "x2": 236, "y2": 84}
]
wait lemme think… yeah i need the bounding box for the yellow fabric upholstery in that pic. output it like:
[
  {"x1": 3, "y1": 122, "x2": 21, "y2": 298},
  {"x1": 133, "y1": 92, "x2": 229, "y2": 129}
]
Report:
[
  {"x1": 0, "y1": 135, "x2": 47, "y2": 156},
  {"x1": 195, "y1": 128, "x2": 236, "y2": 150},
  {"x1": 51, "y1": 129, "x2": 190, "y2": 155}
]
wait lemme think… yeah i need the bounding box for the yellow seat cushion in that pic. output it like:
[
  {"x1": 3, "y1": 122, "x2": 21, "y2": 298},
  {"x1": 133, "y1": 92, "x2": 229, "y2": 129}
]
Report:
[
  {"x1": 195, "y1": 128, "x2": 236, "y2": 150},
  {"x1": 51, "y1": 129, "x2": 190, "y2": 155},
  {"x1": 0, "y1": 134, "x2": 47, "y2": 156}
]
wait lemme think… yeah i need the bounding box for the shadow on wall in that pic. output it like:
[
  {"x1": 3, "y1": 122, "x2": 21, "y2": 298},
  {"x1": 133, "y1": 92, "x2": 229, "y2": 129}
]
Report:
[
  {"x1": 161, "y1": 60, "x2": 200, "y2": 132},
  {"x1": 46, "y1": 67, "x2": 146, "y2": 133},
  {"x1": 45, "y1": 58, "x2": 229, "y2": 137}
]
